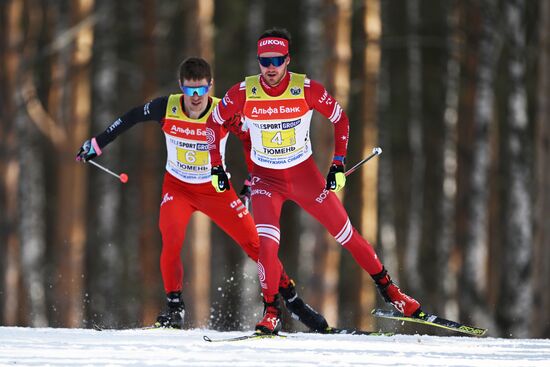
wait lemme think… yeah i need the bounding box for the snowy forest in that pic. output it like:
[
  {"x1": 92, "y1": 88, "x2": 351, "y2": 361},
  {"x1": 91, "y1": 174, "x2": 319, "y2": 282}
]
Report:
[{"x1": 0, "y1": 0, "x2": 548, "y2": 340}]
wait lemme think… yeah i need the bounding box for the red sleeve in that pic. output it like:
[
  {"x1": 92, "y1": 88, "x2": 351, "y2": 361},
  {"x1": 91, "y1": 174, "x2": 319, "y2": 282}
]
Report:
[
  {"x1": 223, "y1": 113, "x2": 254, "y2": 172},
  {"x1": 241, "y1": 136, "x2": 254, "y2": 172},
  {"x1": 305, "y1": 78, "x2": 349, "y2": 162},
  {"x1": 206, "y1": 82, "x2": 247, "y2": 168}
]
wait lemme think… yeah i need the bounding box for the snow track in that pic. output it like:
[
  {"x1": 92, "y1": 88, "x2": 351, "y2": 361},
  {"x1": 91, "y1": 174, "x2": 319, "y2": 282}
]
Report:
[{"x1": 1, "y1": 327, "x2": 549, "y2": 366}]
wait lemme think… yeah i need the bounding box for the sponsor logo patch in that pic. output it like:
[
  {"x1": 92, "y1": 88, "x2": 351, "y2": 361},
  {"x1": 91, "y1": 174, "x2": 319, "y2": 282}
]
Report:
[
  {"x1": 315, "y1": 189, "x2": 330, "y2": 203},
  {"x1": 290, "y1": 87, "x2": 301, "y2": 95},
  {"x1": 160, "y1": 193, "x2": 174, "y2": 207},
  {"x1": 251, "y1": 188, "x2": 272, "y2": 197},
  {"x1": 258, "y1": 39, "x2": 286, "y2": 47}
]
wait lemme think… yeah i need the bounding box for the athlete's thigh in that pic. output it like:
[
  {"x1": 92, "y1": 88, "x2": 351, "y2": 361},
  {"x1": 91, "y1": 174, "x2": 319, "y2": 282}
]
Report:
[
  {"x1": 289, "y1": 166, "x2": 349, "y2": 237},
  {"x1": 249, "y1": 175, "x2": 287, "y2": 248},
  {"x1": 199, "y1": 188, "x2": 258, "y2": 246},
  {"x1": 158, "y1": 187, "x2": 194, "y2": 238},
  {"x1": 250, "y1": 176, "x2": 285, "y2": 228}
]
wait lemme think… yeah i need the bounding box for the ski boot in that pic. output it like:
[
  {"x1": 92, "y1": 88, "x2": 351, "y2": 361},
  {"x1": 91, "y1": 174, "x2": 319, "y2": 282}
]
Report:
[
  {"x1": 255, "y1": 294, "x2": 282, "y2": 334},
  {"x1": 279, "y1": 278, "x2": 329, "y2": 332},
  {"x1": 372, "y1": 267, "x2": 421, "y2": 317},
  {"x1": 155, "y1": 291, "x2": 186, "y2": 329}
]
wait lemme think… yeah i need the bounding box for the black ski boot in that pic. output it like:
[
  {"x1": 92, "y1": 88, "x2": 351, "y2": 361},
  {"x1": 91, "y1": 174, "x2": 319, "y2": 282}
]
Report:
[
  {"x1": 279, "y1": 279, "x2": 329, "y2": 332},
  {"x1": 155, "y1": 291, "x2": 185, "y2": 329}
]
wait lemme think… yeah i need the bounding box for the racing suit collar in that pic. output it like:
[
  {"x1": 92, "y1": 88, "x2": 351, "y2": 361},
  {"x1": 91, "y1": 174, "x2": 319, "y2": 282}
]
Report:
[{"x1": 259, "y1": 71, "x2": 291, "y2": 97}]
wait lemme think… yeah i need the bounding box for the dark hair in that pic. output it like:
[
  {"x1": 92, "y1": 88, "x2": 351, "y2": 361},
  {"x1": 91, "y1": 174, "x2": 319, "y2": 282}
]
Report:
[
  {"x1": 178, "y1": 57, "x2": 212, "y2": 84},
  {"x1": 258, "y1": 27, "x2": 292, "y2": 47}
]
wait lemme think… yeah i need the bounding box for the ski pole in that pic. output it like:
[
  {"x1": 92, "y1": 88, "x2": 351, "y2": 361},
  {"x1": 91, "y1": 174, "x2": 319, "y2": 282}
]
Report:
[
  {"x1": 88, "y1": 160, "x2": 129, "y2": 183},
  {"x1": 345, "y1": 147, "x2": 383, "y2": 177}
]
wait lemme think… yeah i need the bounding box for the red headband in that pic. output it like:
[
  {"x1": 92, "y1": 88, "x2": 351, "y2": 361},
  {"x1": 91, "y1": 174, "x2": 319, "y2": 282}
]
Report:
[{"x1": 257, "y1": 37, "x2": 289, "y2": 56}]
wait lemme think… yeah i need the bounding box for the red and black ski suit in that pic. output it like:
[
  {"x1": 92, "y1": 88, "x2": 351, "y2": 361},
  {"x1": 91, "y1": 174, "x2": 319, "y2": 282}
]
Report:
[
  {"x1": 206, "y1": 72, "x2": 384, "y2": 303},
  {"x1": 93, "y1": 95, "x2": 286, "y2": 294}
]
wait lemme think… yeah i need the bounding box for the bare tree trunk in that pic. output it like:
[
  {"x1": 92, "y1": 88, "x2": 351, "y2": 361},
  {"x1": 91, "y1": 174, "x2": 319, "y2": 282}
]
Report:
[
  {"x1": 324, "y1": 0, "x2": 351, "y2": 327},
  {"x1": 415, "y1": 0, "x2": 452, "y2": 321},
  {"x1": 340, "y1": 0, "x2": 381, "y2": 330},
  {"x1": 339, "y1": 0, "x2": 366, "y2": 329},
  {"x1": 1, "y1": 0, "x2": 24, "y2": 326},
  {"x1": 180, "y1": 0, "x2": 214, "y2": 327},
  {"x1": 533, "y1": 0, "x2": 550, "y2": 339},
  {"x1": 183, "y1": 0, "x2": 214, "y2": 62},
  {"x1": 434, "y1": 0, "x2": 459, "y2": 319},
  {"x1": 498, "y1": 0, "x2": 532, "y2": 338},
  {"x1": 403, "y1": 0, "x2": 423, "y2": 297},
  {"x1": 455, "y1": 0, "x2": 478, "y2": 321},
  {"x1": 245, "y1": 1, "x2": 266, "y2": 74},
  {"x1": 136, "y1": 0, "x2": 162, "y2": 327},
  {"x1": 0, "y1": 0, "x2": 6, "y2": 322},
  {"x1": 54, "y1": 0, "x2": 95, "y2": 327},
  {"x1": 377, "y1": 0, "x2": 399, "y2": 297},
  {"x1": 238, "y1": 0, "x2": 266, "y2": 330},
  {"x1": 456, "y1": 0, "x2": 499, "y2": 332},
  {"x1": 378, "y1": 2, "x2": 412, "y2": 295},
  {"x1": 46, "y1": 2, "x2": 71, "y2": 327},
  {"x1": 86, "y1": 0, "x2": 124, "y2": 327},
  {"x1": 17, "y1": 0, "x2": 48, "y2": 327},
  {"x1": 358, "y1": 0, "x2": 382, "y2": 329},
  {"x1": 304, "y1": 0, "x2": 352, "y2": 326},
  {"x1": 299, "y1": 0, "x2": 331, "y2": 325}
]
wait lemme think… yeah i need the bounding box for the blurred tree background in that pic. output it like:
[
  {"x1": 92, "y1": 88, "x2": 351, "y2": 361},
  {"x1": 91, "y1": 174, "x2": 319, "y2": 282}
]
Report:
[{"x1": 1, "y1": 0, "x2": 548, "y2": 338}]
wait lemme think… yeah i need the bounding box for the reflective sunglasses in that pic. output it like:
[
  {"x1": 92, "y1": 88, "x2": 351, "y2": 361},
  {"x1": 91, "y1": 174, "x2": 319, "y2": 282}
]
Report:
[
  {"x1": 181, "y1": 85, "x2": 210, "y2": 97},
  {"x1": 258, "y1": 54, "x2": 288, "y2": 67}
]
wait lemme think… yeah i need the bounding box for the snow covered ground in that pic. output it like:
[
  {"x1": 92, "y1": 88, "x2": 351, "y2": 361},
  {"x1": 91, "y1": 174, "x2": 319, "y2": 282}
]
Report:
[{"x1": 1, "y1": 326, "x2": 549, "y2": 366}]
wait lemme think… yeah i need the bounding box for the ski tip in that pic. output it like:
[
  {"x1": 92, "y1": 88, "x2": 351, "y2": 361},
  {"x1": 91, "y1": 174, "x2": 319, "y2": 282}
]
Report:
[
  {"x1": 203, "y1": 335, "x2": 213, "y2": 342},
  {"x1": 460, "y1": 326, "x2": 488, "y2": 337}
]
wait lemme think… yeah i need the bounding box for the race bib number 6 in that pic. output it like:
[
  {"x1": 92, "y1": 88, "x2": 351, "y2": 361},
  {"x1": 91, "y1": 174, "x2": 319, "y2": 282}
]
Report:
[{"x1": 176, "y1": 148, "x2": 208, "y2": 166}]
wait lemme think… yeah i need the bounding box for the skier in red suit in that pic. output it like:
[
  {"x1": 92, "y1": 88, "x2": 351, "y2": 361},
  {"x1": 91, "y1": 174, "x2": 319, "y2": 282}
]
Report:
[
  {"x1": 206, "y1": 29, "x2": 421, "y2": 334},
  {"x1": 76, "y1": 57, "x2": 329, "y2": 331}
]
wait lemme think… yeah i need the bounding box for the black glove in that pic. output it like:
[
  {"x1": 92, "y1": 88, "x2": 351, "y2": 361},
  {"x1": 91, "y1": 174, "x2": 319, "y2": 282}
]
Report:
[
  {"x1": 325, "y1": 164, "x2": 346, "y2": 192},
  {"x1": 76, "y1": 137, "x2": 102, "y2": 162},
  {"x1": 238, "y1": 175, "x2": 252, "y2": 208},
  {"x1": 211, "y1": 165, "x2": 230, "y2": 192}
]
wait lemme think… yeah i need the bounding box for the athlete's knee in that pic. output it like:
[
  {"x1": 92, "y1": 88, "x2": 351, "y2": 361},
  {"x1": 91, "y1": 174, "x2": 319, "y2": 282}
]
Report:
[
  {"x1": 333, "y1": 218, "x2": 354, "y2": 246},
  {"x1": 160, "y1": 232, "x2": 184, "y2": 265},
  {"x1": 256, "y1": 223, "x2": 281, "y2": 246},
  {"x1": 160, "y1": 221, "x2": 184, "y2": 241},
  {"x1": 239, "y1": 240, "x2": 259, "y2": 261}
]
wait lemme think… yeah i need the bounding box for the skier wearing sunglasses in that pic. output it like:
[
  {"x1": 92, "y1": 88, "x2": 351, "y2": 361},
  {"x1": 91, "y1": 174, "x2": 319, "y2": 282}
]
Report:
[
  {"x1": 206, "y1": 28, "x2": 422, "y2": 335},
  {"x1": 76, "y1": 57, "x2": 328, "y2": 331}
]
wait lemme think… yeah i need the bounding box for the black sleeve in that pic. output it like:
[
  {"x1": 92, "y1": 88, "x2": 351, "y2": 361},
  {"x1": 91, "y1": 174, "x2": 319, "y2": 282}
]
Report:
[{"x1": 94, "y1": 96, "x2": 168, "y2": 148}]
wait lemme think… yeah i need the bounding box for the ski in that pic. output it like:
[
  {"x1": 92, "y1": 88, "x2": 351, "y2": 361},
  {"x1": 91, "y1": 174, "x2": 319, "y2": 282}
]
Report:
[
  {"x1": 323, "y1": 327, "x2": 394, "y2": 336},
  {"x1": 371, "y1": 309, "x2": 487, "y2": 337},
  {"x1": 203, "y1": 332, "x2": 287, "y2": 343},
  {"x1": 92, "y1": 322, "x2": 172, "y2": 332},
  {"x1": 203, "y1": 328, "x2": 393, "y2": 342}
]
